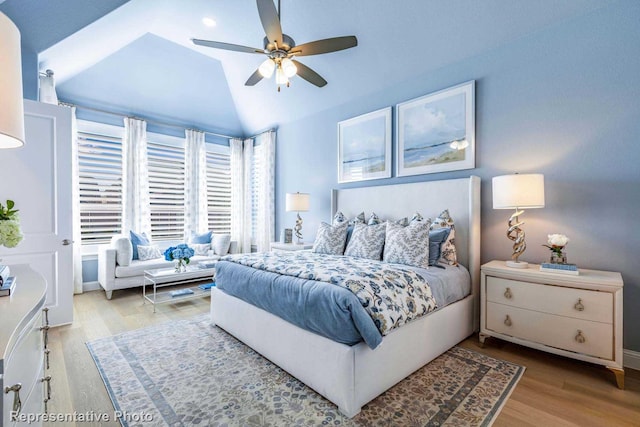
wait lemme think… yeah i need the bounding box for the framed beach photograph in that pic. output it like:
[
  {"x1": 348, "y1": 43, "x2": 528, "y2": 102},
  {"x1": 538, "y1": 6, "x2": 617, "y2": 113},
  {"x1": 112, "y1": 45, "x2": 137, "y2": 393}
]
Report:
[
  {"x1": 396, "y1": 81, "x2": 475, "y2": 177},
  {"x1": 338, "y1": 107, "x2": 392, "y2": 183}
]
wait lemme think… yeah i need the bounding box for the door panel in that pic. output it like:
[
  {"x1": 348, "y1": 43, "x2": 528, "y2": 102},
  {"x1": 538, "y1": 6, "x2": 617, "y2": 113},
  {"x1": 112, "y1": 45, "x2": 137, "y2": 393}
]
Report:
[{"x1": 0, "y1": 100, "x2": 73, "y2": 326}]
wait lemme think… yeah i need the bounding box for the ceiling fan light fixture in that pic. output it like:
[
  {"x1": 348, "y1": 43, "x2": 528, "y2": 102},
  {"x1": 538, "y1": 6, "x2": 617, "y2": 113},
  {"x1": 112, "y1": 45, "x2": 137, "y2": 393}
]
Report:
[
  {"x1": 275, "y1": 65, "x2": 288, "y2": 85},
  {"x1": 258, "y1": 58, "x2": 275, "y2": 78},
  {"x1": 281, "y1": 58, "x2": 297, "y2": 78}
]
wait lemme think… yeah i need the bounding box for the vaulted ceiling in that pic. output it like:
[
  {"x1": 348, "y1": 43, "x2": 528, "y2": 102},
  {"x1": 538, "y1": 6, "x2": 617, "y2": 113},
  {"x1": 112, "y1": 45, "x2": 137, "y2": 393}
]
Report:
[{"x1": 1, "y1": 0, "x2": 612, "y2": 136}]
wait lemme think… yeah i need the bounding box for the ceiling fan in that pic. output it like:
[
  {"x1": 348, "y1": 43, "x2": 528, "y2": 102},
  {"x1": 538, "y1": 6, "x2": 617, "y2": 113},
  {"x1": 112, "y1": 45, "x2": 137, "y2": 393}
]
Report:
[{"x1": 192, "y1": 0, "x2": 358, "y2": 91}]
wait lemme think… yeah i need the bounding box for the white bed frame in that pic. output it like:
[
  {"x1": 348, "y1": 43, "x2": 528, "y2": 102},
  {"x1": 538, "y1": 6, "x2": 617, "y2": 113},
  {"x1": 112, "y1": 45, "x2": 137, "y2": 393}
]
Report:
[{"x1": 211, "y1": 176, "x2": 481, "y2": 417}]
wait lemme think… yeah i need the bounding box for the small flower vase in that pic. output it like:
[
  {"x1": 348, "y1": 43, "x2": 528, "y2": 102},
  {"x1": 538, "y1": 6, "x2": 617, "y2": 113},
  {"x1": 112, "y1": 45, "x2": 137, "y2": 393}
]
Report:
[
  {"x1": 175, "y1": 259, "x2": 187, "y2": 273},
  {"x1": 550, "y1": 251, "x2": 567, "y2": 264}
]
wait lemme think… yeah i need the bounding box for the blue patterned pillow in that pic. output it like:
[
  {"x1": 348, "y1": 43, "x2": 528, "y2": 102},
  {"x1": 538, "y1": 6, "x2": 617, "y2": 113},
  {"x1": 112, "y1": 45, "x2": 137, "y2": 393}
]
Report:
[
  {"x1": 429, "y1": 210, "x2": 458, "y2": 265},
  {"x1": 312, "y1": 221, "x2": 349, "y2": 255},
  {"x1": 129, "y1": 230, "x2": 150, "y2": 260},
  {"x1": 345, "y1": 223, "x2": 386, "y2": 260},
  {"x1": 368, "y1": 212, "x2": 381, "y2": 225},
  {"x1": 383, "y1": 221, "x2": 431, "y2": 268}
]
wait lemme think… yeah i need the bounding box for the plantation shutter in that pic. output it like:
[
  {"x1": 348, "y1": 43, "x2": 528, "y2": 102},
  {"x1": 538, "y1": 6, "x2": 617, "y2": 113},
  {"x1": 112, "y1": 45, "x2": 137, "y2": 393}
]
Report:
[
  {"x1": 250, "y1": 142, "x2": 264, "y2": 241},
  {"x1": 206, "y1": 147, "x2": 232, "y2": 234},
  {"x1": 147, "y1": 141, "x2": 186, "y2": 240},
  {"x1": 77, "y1": 131, "x2": 123, "y2": 244}
]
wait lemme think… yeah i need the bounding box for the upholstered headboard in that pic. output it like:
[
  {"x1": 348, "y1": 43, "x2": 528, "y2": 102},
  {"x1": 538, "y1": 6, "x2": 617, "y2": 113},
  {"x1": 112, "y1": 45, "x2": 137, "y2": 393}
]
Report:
[{"x1": 331, "y1": 176, "x2": 481, "y2": 329}]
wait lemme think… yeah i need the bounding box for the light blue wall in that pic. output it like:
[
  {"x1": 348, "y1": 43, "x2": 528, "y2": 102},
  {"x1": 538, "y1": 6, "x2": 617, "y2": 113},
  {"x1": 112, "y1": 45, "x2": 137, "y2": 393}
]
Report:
[
  {"x1": 275, "y1": 2, "x2": 640, "y2": 351},
  {"x1": 20, "y1": 45, "x2": 37, "y2": 100}
]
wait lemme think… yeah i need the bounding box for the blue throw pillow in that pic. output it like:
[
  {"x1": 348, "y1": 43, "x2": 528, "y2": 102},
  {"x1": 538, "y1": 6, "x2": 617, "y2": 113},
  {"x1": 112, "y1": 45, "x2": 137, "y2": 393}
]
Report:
[
  {"x1": 429, "y1": 228, "x2": 451, "y2": 266},
  {"x1": 190, "y1": 230, "x2": 212, "y2": 244},
  {"x1": 130, "y1": 230, "x2": 150, "y2": 260}
]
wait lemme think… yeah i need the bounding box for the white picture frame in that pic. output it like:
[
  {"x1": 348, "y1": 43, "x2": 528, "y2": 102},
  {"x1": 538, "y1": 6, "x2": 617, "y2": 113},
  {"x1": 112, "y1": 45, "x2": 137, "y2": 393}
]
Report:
[
  {"x1": 396, "y1": 81, "x2": 475, "y2": 177},
  {"x1": 338, "y1": 107, "x2": 392, "y2": 183}
]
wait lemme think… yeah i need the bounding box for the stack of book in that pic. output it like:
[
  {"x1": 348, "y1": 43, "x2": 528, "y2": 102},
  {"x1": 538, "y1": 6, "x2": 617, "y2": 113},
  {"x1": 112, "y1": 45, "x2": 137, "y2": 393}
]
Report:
[
  {"x1": 540, "y1": 262, "x2": 579, "y2": 275},
  {"x1": 0, "y1": 265, "x2": 16, "y2": 296}
]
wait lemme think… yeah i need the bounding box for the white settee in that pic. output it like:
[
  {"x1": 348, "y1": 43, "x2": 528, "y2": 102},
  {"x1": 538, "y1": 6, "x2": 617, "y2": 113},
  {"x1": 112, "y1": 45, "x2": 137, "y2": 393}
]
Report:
[{"x1": 98, "y1": 235, "x2": 238, "y2": 299}]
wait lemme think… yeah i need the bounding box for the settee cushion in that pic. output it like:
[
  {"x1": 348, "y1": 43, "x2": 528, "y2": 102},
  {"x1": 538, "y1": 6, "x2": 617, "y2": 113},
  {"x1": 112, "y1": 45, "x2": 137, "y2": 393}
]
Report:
[
  {"x1": 191, "y1": 230, "x2": 212, "y2": 244},
  {"x1": 212, "y1": 234, "x2": 232, "y2": 255},
  {"x1": 114, "y1": 255, "x2": 221, "y2": 278},
  {"x1": 111, "y1": 235, "x2": 133, "y2": 266},
  {"x1": 130, "y1": 230, "x2": 150, "y2": 260}
]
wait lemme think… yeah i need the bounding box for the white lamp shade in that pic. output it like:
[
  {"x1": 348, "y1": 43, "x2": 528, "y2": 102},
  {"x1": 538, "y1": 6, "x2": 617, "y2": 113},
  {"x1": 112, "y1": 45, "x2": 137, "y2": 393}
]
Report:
[
  {"x1": 0, "y1": 12, "x2": 25, "y2": 149},
  {"x1": 286, "y1": 192, "x2": 310, "y2": 212},
  {"x1": 492, "y1": 174, "x2": 545, "y2": 209}
]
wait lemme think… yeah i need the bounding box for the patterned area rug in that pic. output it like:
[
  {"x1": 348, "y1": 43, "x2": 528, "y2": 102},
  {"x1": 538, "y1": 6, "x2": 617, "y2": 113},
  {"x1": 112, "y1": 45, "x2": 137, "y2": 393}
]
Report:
[{"x1": 87, "y1": 316, "x2": 524, "y2": 426}]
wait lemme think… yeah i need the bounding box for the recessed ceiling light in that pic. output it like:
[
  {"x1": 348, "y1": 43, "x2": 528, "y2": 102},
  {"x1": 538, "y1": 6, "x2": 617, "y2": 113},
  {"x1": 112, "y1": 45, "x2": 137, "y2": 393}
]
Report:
[{"x1": 202, "y1": 17, "x2": 216, "y2": 27}]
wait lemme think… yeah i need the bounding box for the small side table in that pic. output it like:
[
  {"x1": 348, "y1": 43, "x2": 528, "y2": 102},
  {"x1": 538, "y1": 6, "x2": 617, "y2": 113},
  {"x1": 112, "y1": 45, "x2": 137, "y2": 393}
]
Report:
[{"x1": 270, "y1": 242, "x2": 313, "y2": 252}]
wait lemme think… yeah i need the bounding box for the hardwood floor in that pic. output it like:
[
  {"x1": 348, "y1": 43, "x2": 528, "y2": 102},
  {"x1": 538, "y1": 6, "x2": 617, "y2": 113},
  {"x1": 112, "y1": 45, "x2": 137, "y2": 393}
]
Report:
[{"x1": 47, "y1": 287, "x2": 640, "y2": 426}]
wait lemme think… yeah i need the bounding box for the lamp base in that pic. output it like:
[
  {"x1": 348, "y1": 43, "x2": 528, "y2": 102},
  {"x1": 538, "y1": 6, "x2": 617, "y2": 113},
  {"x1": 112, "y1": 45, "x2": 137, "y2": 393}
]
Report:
[{"x1": 506, "y1": 260, "x2": 529, "y2": 269}]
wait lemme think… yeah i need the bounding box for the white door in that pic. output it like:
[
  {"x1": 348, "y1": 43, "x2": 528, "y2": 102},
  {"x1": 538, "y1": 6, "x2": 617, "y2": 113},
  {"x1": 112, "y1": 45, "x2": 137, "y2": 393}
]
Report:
[{"x1": 0, "y1": 100, "x2": 73, "y2": 326}]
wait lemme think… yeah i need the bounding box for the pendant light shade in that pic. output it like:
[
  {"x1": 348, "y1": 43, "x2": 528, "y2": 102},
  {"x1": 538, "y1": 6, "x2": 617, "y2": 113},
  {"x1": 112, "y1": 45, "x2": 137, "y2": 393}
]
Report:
[{"x1": 0, "y1": 12, "x2": 25, "y2": 149}]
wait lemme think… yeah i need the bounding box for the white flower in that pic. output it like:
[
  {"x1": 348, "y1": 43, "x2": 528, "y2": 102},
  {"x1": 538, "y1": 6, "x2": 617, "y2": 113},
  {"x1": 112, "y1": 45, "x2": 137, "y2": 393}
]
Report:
[
  {"x1": 547, "y1": 234, "x2": 569, "y2": 247},
  {"x1": 0, "y1": 220, "x2": 23, "y2": 248}
]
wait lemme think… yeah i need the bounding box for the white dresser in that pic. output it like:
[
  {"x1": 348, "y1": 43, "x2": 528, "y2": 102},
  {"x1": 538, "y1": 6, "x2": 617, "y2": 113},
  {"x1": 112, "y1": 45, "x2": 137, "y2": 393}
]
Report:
[
  {"x1": 480, "y1": 260, "x2": 624, "y2": 388},
  {"x1": 1, "y1": 265, "x2": 50, "y2": 426}
]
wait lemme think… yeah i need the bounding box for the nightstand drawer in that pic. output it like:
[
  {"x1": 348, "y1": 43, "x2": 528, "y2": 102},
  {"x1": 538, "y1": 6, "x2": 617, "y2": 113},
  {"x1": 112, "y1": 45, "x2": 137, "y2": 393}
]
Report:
[
  {"x1": 486, "y1": 276, "x2": 613, "y2": 324},
  {"x1": 486, "y1": 302, "x2": 613, "y2": 360}
]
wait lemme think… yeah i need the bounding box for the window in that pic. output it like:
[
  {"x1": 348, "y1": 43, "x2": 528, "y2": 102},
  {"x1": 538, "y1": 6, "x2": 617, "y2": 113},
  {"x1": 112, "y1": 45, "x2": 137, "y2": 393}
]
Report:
[
  {"x1": 147, "y1": 138, "x2": 186, "y2": 241},
  {"x1": 76, "y1": 120, "x2": 233, "y2": 247},
  {"x1": 77, "y1": 123, "x2": 123, "y2": 245},
  {"x1": 206, "y1": 145, "x2": 232, "y2": 233}
]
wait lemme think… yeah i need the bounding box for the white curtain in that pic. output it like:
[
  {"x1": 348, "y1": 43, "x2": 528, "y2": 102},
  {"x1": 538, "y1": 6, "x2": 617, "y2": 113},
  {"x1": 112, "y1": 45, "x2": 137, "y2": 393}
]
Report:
[
  {"x1": 184, "y1": 129, "x2": 208, "y2": 240},
  {"x1": 70, "y1": 107, "x2": 83, "y2": 294},
  {"x1": 254, "y1": 130, "x2": 276, "y2": 252},
  {"x1": 242, "y1": 138, "x2": 254, "y2": 252},
  {"x1": 122, "y1": 118, "x2": 151, "y2": 236},
  {"x1": 229, "y1": 138, "x2": 245, "y2": 251}
]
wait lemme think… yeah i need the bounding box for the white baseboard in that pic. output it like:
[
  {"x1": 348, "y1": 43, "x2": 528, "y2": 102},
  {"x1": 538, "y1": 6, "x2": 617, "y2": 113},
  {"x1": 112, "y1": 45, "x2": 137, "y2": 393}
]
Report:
[
  {"x1": 624, "y1": 349, "x2": 640, "y2": 370},
  {"x1": 82, "y1": 281, "x2": 101, "y2": 292}
]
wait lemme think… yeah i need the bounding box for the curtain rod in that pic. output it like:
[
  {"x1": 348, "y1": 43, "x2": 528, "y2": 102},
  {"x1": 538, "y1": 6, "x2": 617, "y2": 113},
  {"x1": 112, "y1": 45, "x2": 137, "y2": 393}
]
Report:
[{"x1": 59, "y1": 100, "x2": 239, "y2": 140}]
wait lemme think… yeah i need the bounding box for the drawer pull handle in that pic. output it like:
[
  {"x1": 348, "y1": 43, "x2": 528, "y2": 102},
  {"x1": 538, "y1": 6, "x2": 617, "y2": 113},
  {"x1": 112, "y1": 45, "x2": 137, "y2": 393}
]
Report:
[
  {"x1": 504, "y1": 288, "x2": 513, "y2": 299},
  {"x1": 4, "y1": 383, "x2": 22, "y2": 420},
  {"x1": 575, "y1": 330, "x2": 586, "y2": 343},
  {"x1": 504, "y1": 315, "x2": 512, "y2": 327},
  {"x1": 43, "y1": 307, "x2": 50, "y2": 326},
  {"x1": 41, "y1": 375, "x2": 52, "y2": 401},
  {"x1": 40, "y1": 325, "x2": 50, "y2": 349},
  {"x1": 574, "y1": 299, "x2": 585, "y2": 312}
]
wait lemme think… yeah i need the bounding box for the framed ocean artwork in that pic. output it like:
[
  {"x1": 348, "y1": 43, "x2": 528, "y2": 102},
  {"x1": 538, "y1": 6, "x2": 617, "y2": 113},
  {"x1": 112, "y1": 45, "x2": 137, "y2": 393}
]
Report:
[
  {"x1": 396, "y1": 81, "x2": 475, "y2": 177},
  {"x1": 338, "y1": 107, "x2": 392, "y2": 183}
]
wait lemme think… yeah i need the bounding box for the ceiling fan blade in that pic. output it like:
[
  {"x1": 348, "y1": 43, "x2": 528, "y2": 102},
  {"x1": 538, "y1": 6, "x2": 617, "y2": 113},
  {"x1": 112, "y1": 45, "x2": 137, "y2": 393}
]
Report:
[
  {"x1": 292, "y1": 36, "x2": 358, "y2": 57},
  {"x1": 292, "y1": 60, "x2": 327, "y2": 87},
  {"x1": 192, "y1": 39, "x2": 264, "y2": 54},
  {"x1": 256, "y1": 0, "x2": 283, "y2": 46},
  {"x1": 245, "y1": 69, "x2": 264, "y2": 86}
]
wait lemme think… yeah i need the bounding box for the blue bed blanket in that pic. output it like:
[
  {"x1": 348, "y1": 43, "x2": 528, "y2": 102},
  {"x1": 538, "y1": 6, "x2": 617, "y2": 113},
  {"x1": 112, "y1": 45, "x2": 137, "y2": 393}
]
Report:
[{"x1": 216, "y1": 252, "x2": 470, "y2": 349}]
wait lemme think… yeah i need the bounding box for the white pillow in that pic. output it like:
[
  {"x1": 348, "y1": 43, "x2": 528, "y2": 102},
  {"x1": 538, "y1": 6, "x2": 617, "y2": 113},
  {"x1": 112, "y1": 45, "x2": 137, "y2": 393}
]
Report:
[
  {"x1": 312, "y1": 221, "x2": 348, "y2": 255},
  {"x1": 192, "y1": 243, "x2": 211, "y2": 256},
  {"x1": 212, "y1": 234, "x2": 232, "y2": 255},
  {"x1": 137, "y1": 245, "x2": 162, "y2": 261},
  {"x1": 344, "y1": 222, "x2": 386, "y2": 260},
  {"x1": 110, "y1": 235, "x2": 133, "y2": 266},
  {"x1": 383, "y1": 220, "x2": 431, "y2": 268}
]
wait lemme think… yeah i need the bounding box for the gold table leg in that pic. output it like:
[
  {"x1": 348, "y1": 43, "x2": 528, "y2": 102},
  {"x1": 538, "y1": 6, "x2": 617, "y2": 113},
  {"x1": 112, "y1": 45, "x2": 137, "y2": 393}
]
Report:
[{"x1": 607, "y1": 367, "x2": 625, "y2": 389}]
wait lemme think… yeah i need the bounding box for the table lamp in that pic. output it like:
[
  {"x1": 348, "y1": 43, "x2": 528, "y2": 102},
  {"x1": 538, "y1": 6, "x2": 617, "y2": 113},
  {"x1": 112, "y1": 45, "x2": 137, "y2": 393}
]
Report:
[
  {"x1": 0, "y1": 12, "x2": 25, "y2": 148},
  {"x1": 285, "y1": 192, "x2": 310, "y2": 244},
  {"x1": 492, "y1": 173, "x2": 545, "y2": 268}
]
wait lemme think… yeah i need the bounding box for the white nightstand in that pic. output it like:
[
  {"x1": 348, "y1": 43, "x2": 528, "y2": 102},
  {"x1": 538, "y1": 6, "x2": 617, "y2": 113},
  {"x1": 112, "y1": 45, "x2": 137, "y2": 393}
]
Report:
[
  {"x1": 480, "y1": 260, "x2": 624, "y2": 389},
  {"x1": 270, "y1": 242, "x2": 313, "y2": 252}
]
